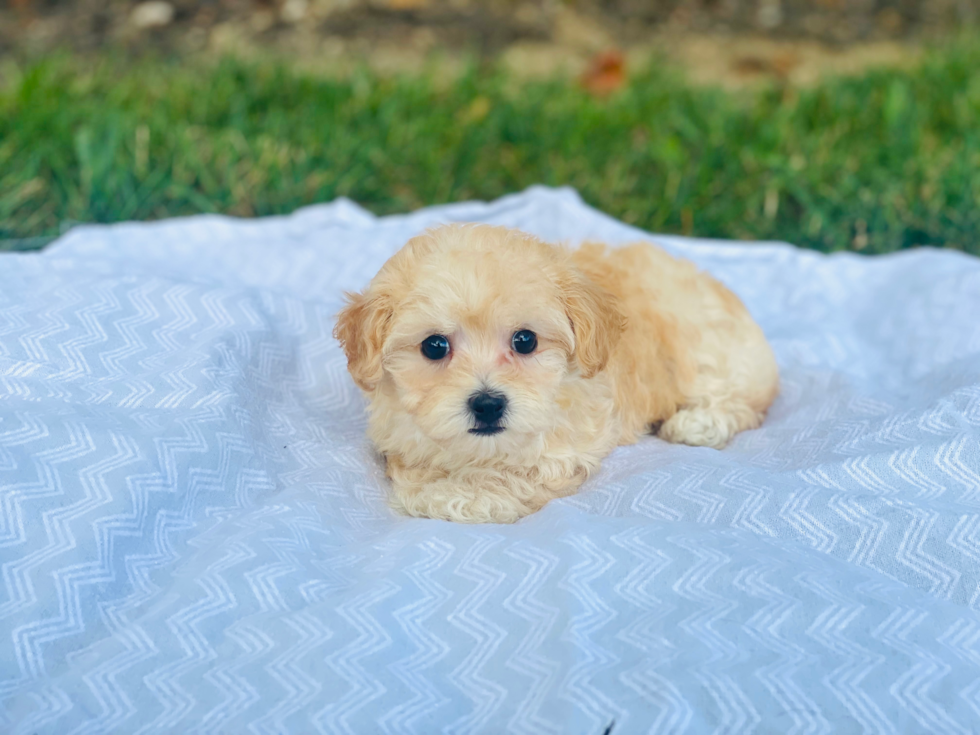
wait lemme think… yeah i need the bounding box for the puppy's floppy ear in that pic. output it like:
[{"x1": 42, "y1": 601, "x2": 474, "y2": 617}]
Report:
[
  {"x1": 333, "y1": 290, "x2": 392, "y2": 392},
  {"x1": 561, "y1": 269, "x2": 626, "y2": 378}
]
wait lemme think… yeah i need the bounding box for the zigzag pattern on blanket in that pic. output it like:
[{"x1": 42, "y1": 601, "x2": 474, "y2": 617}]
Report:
[{"x1": 2, "y1": 188, "x2": 980, "y2": 733}]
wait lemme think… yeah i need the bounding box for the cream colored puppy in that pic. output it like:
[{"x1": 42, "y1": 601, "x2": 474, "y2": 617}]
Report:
[{"x1": 335, "y1": 224, "x2": 778, "y2": 524}]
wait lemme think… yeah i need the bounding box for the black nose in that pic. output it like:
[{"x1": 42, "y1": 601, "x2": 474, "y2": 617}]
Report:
[{"x1": 468, "y1": 390, "x2": 507, "y2": 424}]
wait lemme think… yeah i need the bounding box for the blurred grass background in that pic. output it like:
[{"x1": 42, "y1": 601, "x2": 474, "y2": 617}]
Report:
[{"x1": 2, "y1": 36, "x2": 979, "y2": 254}]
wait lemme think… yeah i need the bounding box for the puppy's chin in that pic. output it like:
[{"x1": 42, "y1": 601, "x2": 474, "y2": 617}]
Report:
[
  {"x1": 384, "y1": 397, "x2": 555, "y2": 464},
  {"x1": 469, "y1": 425, "x2": 505, "y2": 437},
  {"x1": 429, "y1": 414, "x2": 531, "y2": 452},
  {"x1": 452, "y1": 424, "x2": 543, "y2": 462}
]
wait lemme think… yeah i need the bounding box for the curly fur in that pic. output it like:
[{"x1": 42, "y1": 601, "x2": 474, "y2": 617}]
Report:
[{"x1": 334, "y1": 224, "x2": 779, "y2": 523}]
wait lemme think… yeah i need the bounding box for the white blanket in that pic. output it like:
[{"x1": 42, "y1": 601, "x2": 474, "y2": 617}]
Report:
[{"x1": 2, "y1": 187, "x2": 980, "y2": 733}]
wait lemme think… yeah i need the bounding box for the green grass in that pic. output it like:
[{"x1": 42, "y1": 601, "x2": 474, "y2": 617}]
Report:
[{"x1": 2, "y1": 40, "x2": 980, "y2": 254}]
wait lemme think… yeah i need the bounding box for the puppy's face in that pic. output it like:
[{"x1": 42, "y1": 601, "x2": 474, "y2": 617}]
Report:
[{"x1": 335, "y1": 225, "x2": 623, "y2": 458}]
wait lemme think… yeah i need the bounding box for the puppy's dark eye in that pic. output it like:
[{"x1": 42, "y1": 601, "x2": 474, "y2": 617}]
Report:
[
  {"x1": 421, "y1": 334, "x2": 450, "y2": 361},
  {"x1": 512, "y1": 329, "x2": 537, "y2": 355}
]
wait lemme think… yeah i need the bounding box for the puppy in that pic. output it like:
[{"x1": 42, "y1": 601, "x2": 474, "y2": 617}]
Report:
[{"x1": 334, "y1": 224, "x2": 778, "y2": 523}]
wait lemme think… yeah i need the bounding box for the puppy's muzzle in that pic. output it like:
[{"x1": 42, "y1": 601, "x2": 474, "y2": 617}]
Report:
[{"x1": 468, "y1": 390, "x2": 507, "y2": 435}]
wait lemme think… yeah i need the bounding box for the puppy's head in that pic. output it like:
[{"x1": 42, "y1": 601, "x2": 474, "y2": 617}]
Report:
[{"x1": 334, "y1": 224, "x2": 624, "y2": 456}]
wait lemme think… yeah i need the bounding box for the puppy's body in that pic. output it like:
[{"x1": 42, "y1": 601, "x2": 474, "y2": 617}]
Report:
[
  {"x1": 335, "y1": 225, "x2": 778, "y2": 523},
  {"x1": 575, "y1": 242, "x2": 778, "y2": 449}
]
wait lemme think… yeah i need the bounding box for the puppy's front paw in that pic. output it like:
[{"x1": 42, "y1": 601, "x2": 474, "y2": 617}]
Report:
[{"x1": 658, "y1": 407, "x2": 736, "y2": 449}]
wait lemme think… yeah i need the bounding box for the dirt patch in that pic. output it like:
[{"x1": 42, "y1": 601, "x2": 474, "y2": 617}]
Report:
[{"x1": 0, "y1": 0, "x2": 973, "y2": 85}]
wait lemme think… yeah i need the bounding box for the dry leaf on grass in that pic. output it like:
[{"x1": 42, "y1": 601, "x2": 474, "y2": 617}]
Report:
[{"x1": 580, "y1": 50, "x2": 627, "y2": 97}]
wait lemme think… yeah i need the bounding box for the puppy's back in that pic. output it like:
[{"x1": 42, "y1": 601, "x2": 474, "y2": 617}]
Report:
[{"x1": 572, "y1": 242, "x2": 778, "y2": 445}]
